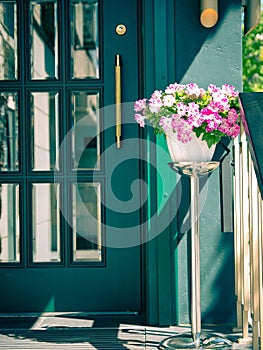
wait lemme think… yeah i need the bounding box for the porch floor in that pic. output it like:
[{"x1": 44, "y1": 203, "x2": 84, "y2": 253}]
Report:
[{"x1": 0, "y1": 314, "x2": 252, "y2": 349}]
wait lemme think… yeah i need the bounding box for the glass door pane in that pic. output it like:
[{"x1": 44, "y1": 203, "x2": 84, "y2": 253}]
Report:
[
  {"x1": 0, "y1": 92, "x2": 19, "y2": 171},
  {"x1": 71, "y1": 0, "x2": 99, "y2": 79},
  {"x1": 72, "y1": 182, "x2": 102, "y2": 262},
  {"x1": 0, "y1": 1, "x2": 17, "y2": 80},
  {"x1": 30, "y1": 0, "x2": 58, "y2": 80},
  {"x1": 0, "y1": 183, "x2": 20, "y2": 263},
  {"x1": 32, "y1": 183, "x2": 60, "y2": 263},
  {"x1": 72, "y1": 91, "x2": 100, "y2": 170},
  {"x1": 31, "y1": 91, "x2": 59, "y2": 171}
]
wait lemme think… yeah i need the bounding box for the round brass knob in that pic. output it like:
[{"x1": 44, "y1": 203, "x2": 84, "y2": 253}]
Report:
[{"x1": 115, "y1": 24, "x2": 127, "y2": 36}]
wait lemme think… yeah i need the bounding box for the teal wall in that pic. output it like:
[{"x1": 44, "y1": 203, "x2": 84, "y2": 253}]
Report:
[
  {"x1": 144, "y1": 0, "x2": 242, "y2": 326},
  {"x1": 174, "y1": 0, "x2": 242, "y2": 326}
]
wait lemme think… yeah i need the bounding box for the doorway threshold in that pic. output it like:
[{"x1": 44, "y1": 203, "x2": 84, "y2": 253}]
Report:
[{"x1": 0, "y1": 312, "x2": 145, "y2": 330}]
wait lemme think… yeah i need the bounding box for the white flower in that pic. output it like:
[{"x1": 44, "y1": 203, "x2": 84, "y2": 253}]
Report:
[{"x1": 163, "y1": 95, "x2": 175, "y2": 107}]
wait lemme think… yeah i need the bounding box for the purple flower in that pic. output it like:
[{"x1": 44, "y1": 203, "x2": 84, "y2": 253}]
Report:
[
  {"x1": 171, "y1": 115, "x2": 193, "y2": 143},
  {"x1": 159, "y1": 116, "x2": 173, "y2": 132}
]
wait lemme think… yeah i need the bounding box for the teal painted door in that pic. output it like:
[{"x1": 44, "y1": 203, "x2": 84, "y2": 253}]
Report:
[{"x1": 0, "y1": 0, "x2": 142, "y2": 313}]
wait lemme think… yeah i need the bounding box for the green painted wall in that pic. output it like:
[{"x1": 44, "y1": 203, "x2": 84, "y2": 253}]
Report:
[
  {"x1": 144, "y1": 0, "x2": 242, "y2": 326},
  {"x1": 174, "y1": 0, "x2": 242, "y2": 326}
]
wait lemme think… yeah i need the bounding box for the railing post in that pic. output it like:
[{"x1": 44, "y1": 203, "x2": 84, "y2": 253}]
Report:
[
  {"x1": 233, "y1": 137, "x2": 242, "y2": 330},
  {"x1": 241, "y1": 128, "x2": 250, "y2": 340},
  {"x1": 259, "y1": 191, "x2": 263, "y2": 349},
  {"x1": 236, "y1": 125, "x2": 252, "y2": 345},
  {"x1": 249, "y1": 154, "x2": 259, "y2": 349}
]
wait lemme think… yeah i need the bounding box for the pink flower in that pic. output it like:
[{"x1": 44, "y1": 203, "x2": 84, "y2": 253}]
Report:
[
  {"x1": 187, "y1": 113, "x2": 204, "y2": 128},
  {"x1": 176, "y1": 102, "x2": 187, "y2": 116},
  {"x1": 227, "y1": 109, "x2": 239, "y2": 123},
  {"x1": 206, "y1": 120, "x2": 219, "y2": 132},
  {"x1": 134, "y1": 82, "x2": 240, "y2": 147},
  {"x1": 135, "y1": 113, "x2": 146, "y2": 127},
  {"x1": 186, "y1": 83, "x2": 201, "y2": 97},
  {"x1": 208, "y1": 84, "x2": 220, "y2": 93},
  {"x1": 134, "y1": 98, "x2": 147, "y2": 113},
  {"x1": 230, "y1": 124, "x2": 240, "y2": 138},
  {"x1": 201, "y1": 108, "x2": 222, "y2": 130},
  {"x1": 218, "y1": 119, "x2": 240, "y2": 138},
  {"x1": 212, "y1": 92, "x2": 230, "y2": 111},
  {"x1": 187, "y1": 102, "x2": 200, "y2": 116},
  {"x1": 201, "y1": 107, "x2": 215, "y2": 117},
  {"x1": 151, "y1": 90, "x2": 162, "y2": 99},
  {"x1": 165, "y1": 83, "x2": 184, "y2": 94},
  {"x1": 148, "y1": 97, "x2": 163, "y2": 113},
  {"x1": 221, "y1": 84, "x2": 239, "y2": 98}
]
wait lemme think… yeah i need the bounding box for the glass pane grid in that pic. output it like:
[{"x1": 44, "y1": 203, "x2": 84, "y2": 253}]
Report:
[{"x1": 0, "y1": 0, "x2": 104, "y2": 269}]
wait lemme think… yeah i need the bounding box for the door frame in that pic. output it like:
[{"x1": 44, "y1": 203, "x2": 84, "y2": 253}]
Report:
[{"x1": 141, "y1": 0, "x2": 177, "y2": 326}]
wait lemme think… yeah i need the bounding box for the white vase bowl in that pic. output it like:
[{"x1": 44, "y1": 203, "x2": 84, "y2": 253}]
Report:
[{"x1": 166, "y1": 132, "x2": 216, "y2": 162}]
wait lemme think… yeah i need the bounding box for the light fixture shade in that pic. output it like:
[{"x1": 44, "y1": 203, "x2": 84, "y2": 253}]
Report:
[{"x1": 200, "y1": 0, "x2": 218, "y2": 28}]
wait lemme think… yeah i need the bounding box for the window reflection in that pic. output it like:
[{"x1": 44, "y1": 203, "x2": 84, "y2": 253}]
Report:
[
  {"x1": 30, "y1": 1, "x2": 58, "y2": 79},
  {"x1": 31, "y1": 92, "x2": 59, "y2": 171},
  {"x1": 72, "y1": 183, "x2": 101, "y2": 262},
  {"x1": 0, "y1": 93, "x2": 18, "y2": 171},
  {"x1": 32, "y1": 183, "x2": 60, "y2": 262},
  {"x1": 0, "y1": 184, "x2": 20, "y2": 263},
  {"x1": 71, "y1": 0, "x2": 99, "y2": 79},
  {"x1": 0, "y1": 1, "x2": 17, "y2": 80},
  {"x1": 72, "y1": 92, "x2": 100, "y2": 170}
]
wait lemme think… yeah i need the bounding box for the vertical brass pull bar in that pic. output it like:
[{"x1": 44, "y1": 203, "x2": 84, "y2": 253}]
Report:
[{"x1": 115, "y1": 54, "x2": 121, "y2": 148}]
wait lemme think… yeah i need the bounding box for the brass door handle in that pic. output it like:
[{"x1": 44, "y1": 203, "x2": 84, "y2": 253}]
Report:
[{"x1": 115, "y1": 54, "x2": 121, "y2": 148}]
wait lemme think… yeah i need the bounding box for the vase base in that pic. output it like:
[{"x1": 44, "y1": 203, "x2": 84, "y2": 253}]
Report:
[
  {"x1": 168, "y1": 162, "x2": 220, "y2": 177},
  {"x1": 159, "y1": 332, "x2": 232, "y2": 349}
]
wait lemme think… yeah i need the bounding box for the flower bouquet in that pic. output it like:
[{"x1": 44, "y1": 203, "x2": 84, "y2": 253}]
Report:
[{"x1": 134, "y1": 82, "x2": 240, "y2": 161}]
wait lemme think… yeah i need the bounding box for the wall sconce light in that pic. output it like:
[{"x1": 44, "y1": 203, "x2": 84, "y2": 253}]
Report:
[{"x1": 200, "y1": 0, "x2": 218, "y2": 28}]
